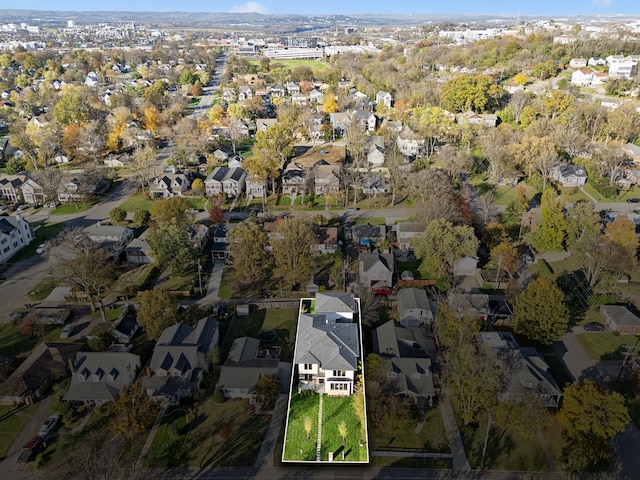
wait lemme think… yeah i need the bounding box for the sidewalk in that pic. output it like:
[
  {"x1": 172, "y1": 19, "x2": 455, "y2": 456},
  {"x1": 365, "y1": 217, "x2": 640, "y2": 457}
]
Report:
[
  {"x1": 136, "y1": 405, "x2": 168, "y2": 468},
  {"x1": 197, "y1": 260, "x2": 224, "y2": 304},
  {"x1": 439, "y1": 392, "x2": 471, "y2": 472},
  {"x1": 253, "y1": 394, "x2": 287, "y2": 469}
]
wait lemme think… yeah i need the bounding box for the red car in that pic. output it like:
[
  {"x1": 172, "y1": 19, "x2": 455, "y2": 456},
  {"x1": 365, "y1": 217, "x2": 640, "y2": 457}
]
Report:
[
  {"x1": 372, "y1": 286, "x2": 392, "y2": 296},
  {"x1": 18, "y1": 436, "x2": 46, "y2": 464}
]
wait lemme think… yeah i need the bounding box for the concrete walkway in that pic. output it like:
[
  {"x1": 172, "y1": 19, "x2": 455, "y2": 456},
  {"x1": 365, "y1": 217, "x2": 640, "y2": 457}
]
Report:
[
  {"x1": 253, "y1": 394, "x2": 288, "y2": 469},
  {"x1": 579, "y1": 186, "x2": 599, "y2": 203},
  {"x1": 198, "y1": 260, "x2": 224, "y2": 304},
  {"x1": 438, "y1": 392, "x2": 471, "y2": 472}
]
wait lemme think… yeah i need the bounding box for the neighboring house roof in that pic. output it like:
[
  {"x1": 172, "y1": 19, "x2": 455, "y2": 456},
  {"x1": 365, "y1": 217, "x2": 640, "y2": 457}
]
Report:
[
  {"x1": 601, "y1": 305, "x2": 640, "y2": 327},
  {"x1": 112, "y1": 314, "x2": 138, "y2": 341},
  {"x1": 397, "y1": 288, "x2": 430, "y2": 314},
  {"x1": 372, "y1": 320, "x2": 427, "y2": 358},
  {"x1": 360, "y1": 251, "x2": 395, "y2": 274},
  {"x1": 63, "y1": 352, "x2": 140, "y2": 403},
  {"x1": 83, "y1": 224, "x2": 132, "y2": 241},
  {"x1": 155, "y1": 317, "x2": 219, "y2": 355},
  {"x1": 315, "y1": 292, "x2": 357, "y2": 313},
  {"x1": 448, "y1": 292, "x2": 490, "y2": 315},
  {"x1": 294, "y1": 312, "x2": 360, "y2": 371},
  {"x1": 387, "y1": 357, "x2": 435, "y2": 399},
  {"x1": 0, "y1": 342, "x2": 83, "y2": 399},
  {"x1": 217, "y1": 336, "x2": 282, "y2": 390}
]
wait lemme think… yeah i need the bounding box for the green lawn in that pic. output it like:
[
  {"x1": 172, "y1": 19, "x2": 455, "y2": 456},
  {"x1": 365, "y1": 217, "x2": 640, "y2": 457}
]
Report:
[
  {"x1": 50, "y1": 202, "x2": 96, "y2": 214},
  {"x1": 396, "y1": 260, "x2": 435, "y2": 280},
  {"x1": 283, "y1": 392, "x2": 321, "y2": 461},
  {"x1": 581, "y1": 182, "x2": 610, "y2": 202},
  {"x1": 248, "y1": 59, "x2": 327, "y2": 71},
  {"x1": 144, "y1": 399, "x2": 269, "y2": 468},
  {"x1": 352, "y1": 217, "x2": 386, "y2": 226},
  {"x1": 320, "y1": 393, "x2": 368, "y2": 462},
  {"x1": 218, "y1": 267, "x2": 235, "y2": 299},
  {"x1": 559, "y1": 188, "x2": 590, "y2": 203},
  {"x1": 575, "y1": 332, "x2": 639, "y2": 361},
  {"x1": 28, "y1": 275, "x2": 56, "y2": 300},
  {"x1": 0, "y1": 404, "x2": 39, "y2": 458},
  {"x1": 459, "y1": 410, "x2": 561, "y2": 471},
  {"x1": 493, "y1": 183, "x2": 537, "y2": 206},
  {"x1": 369, "y1": 403, "x2": 449, "y2": 454},
  {"x1": 0, "y1": 322, "x2": 41, "y2": 358},
  {"x1": 283, "y1": 392, "x2": 369, "y2": 463},
  {"x1": 119, "y1": 193, "x2": 155, "y2": 213}
]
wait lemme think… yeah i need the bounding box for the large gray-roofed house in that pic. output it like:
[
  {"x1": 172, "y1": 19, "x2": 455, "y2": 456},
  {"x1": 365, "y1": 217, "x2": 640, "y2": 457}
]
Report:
[
  {"x1": 386, "y1": 357, "x2": 435, "y2": 406},
  {"x1": 63, "y1": 352, "x2": 140, "y2": 405},
  {"x1": 314, "y1": 292, "x2": 357, "y2": 316},
  {"x1": 143, "y1": 317, "x2": 219, "y2": 405},
  {"x1": 359, "y1": 250, "x2": 395, "y2": 288},
  {"x1": 216, "y1": 337, "x2": 289, "y2": 400}
]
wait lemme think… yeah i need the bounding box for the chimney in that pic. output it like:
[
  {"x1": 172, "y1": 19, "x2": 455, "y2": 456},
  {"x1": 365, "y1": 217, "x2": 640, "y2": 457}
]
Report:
[
  {"x1": 68, "y1": 357, "x2": 75, "y2": 374},
  {"x1": 146, "y1": 367, "x2": 152, "y2": 378},
  {"x1": 50, "y1": 345, "x2": 64, "y2": 365}
]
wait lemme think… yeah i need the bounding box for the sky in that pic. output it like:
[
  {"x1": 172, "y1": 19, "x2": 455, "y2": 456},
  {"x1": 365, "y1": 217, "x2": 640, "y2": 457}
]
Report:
[{"x1": 7, "y1": 0, "x2": 640, "y2": 16}]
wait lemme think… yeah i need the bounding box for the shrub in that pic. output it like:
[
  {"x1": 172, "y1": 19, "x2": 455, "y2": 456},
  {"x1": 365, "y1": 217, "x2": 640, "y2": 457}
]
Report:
[{"x1": 213, "y1": 387, "x2": 225, "y2": 403}]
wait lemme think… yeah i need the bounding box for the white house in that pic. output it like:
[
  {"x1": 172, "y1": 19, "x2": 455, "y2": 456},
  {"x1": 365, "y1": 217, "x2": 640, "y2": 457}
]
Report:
[
  {"x1": 397, "y1": 288, "x2": 432, "y2": 328},
  {"x1": 375, "y1": 90, "x2": 392, "y2": 109},
  {"x1": 294, "y1": 293, "x2": 361, "y2": 396},
  {"x1": 571, "y1": 68, "x2": 595, "y2": 87},
  {"x1": 0, "y1": 214, "x2": 34, "y2": 264},
  {"x1": 205, "y1": 167, "x2": 246, "y2": 197},
  {"x1": 550, "y1": 164, "x2": 588, "y2": 187}
]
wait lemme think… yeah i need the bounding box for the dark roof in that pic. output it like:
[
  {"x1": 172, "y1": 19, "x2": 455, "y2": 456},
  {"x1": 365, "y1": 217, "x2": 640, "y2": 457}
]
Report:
[
  {"x1": 360, "y1": 251, "x2": 395, "y2": 273},
  {"x1": 294, "y1": 313, "x2": 360, "y2": 370}
]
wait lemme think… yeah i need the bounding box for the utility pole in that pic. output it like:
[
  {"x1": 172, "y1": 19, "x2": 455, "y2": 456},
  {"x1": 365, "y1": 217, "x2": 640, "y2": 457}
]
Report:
[{"x1": 197, "y1": 258, "x2": 203, "y2": 296}]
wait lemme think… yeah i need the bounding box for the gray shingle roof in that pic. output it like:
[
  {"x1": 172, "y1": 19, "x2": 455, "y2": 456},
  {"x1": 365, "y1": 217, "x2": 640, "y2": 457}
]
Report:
[
  {"x1": 314, "y1": 292, "x2": 356, "y2": 313},
  {"x1": 397, "y1": 288, "x2": 430, "y2": 313},
  {"x1": 294, "y1": 313, "x2": 360, "y2": 371}
]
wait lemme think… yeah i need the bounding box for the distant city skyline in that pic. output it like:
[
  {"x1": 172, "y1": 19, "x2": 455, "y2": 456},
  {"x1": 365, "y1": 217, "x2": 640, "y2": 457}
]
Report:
[{"x1": 6, "y1": 0, "x2": 640, "y2": 17}]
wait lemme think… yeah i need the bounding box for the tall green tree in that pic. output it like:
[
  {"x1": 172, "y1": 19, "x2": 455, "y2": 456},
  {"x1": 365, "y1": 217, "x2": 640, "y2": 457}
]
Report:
[
  {"x1": 410, "y1": 218, "x2": 479, "y2": 279},
  {"x1": 149, "y1": 196, "x2": 193, "y2": 226},
  {"x1": 147, "y1": 221, "x2": 197, "y2": 276},
  {"x1": 512, "y1": 277, "x2": 569, "y2": 345},
  {"x1": 272, "y1": 217, "x2": 316, "y2": 290},
  {"x1": 137, "y1": 289, "x2": 178, "y2": 341},
  {"x1": 53, "y1": 85, "x2": 92, "y2": 127},
  {"x1": 440, "y1": 74, "x2": 505, "y2": 113},
  {"x1": 531, "y1": 188, "x2": 566, "y2": 252},
  {"x1": 227, "y1": 220, "x2": 273, "y2": 290}
]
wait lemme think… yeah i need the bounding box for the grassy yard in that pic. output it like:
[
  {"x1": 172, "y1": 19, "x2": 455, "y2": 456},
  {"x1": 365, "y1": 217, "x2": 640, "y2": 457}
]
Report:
[
  {"x1": 218, "y1": 266, "x2": 235, "y2": 299},
  {"x1": 0, "y1": 322, "x2": 41, "y2": 358},
  {"x1": 144, "y1": 399, "x2": 269, "y2": 468},
  {"x1": 369, "y1": 403, "x2": 449, "y2": 454},
  {"x1": 493, "y1": 183, "x2": 537, "y2": 206},
  {"x1": 119, "y1": 193, "x2": 155, "y2": 212},
  {"x1": 575, "y1": 332, "x2": 639, "y2": 361},
  {"x1": 459, "y1": 411, "x2": 562, "y2": 471},
  {"x1": 27, "y1": 275, "x2": 56, "y2": 300},
  {"x1": 320, "y1": 393, "x2": 368, "y2": 462},
  {"x1": 282, "y1": 392, "x2": 320, "y2": 461},
  {"x1": 50, "y1": 202, "x2": 96, "y2": 214},
  {"x1": 396, "y1": 260, "x2": 435, "y2": 280},
  {"x1": 225, "y1": 307, "x2": 298, "y2": 361},
  {"x1": 559, "y1": 188, "x2": 590, "y2": 203},
  {"x1": 581, "y1": 182, "x2": 610, "y2": 202},
  {"x1": 0, "y1": 404, "x2": 39, "y2": 458},
  {"x1": 351, "y1": 217, "x2": 386, "y2": 226}
]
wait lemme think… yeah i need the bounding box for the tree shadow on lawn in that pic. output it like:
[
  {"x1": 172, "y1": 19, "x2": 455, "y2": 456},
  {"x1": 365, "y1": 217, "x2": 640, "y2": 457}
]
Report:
[
  {"x1": 199, "y1": 415, "x2": 268, "y2": 468},
  {"x1": 467, "y1": 427, "x2": 516, "y2": 469}
]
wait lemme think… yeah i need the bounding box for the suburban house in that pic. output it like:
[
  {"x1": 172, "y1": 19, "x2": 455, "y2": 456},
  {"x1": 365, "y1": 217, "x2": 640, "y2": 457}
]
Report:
[
  {"x1": 550, "y1": 164, "x2": 588, "y2": 187},
  {"x1": 365, "y1": 136, "x2": 385, "y2": 166},
  {"x1": 396, "y1": 125, "x2": 424, "y2": 157},
  {"x1": 478, "y1": 332, "x2": 563, "y2": 407},
  {"x1": 456, "y1": 110, "x2": 498, "y2": 127},
  {"x1": 84, "y1": 223, "x2": 134, "y2": 257},
  {"x1": 352, "y1": 223, "x2": 386, "y2": 250},
  {"x1": 217, "y1": 336, "x2": 290, "y2": 401},
  {"x1": 375, "y1": 90, "x2": 392, "y2": 109},
  {"x1": 397, "y1": 288, "x2": 433, "y2": 327},
  {"x1": 395, "y1": 222, "x2": 425, "y2": 250},
  {"x1": 359, "y1": 250, "x2": 395, "y2": 288},
  {"x1": 571, "y1": 68, "x2": 595, "y2": 87},
  {"x1": 312, "y1": 226, "x2": 339, "y2": 255},
  {"x1": 20, "y1": 178, "x2": 46, "y2": 205},
  {"x1": 256, "y1": 118, "x2": 278, "y2": 132},
  {"x1": 362, "y1": 173, "x2": 390, "y2": 196},
  {"x1": 125, "y1": 229, "x2": 154, "y2": 264},
  {"x1": 149, "y1": 171, "x2": 191, "y2": 198},
  {"x1": 314, "y1": 164, "x2": 342, "y2": 196},
  {"x1": 448, "y1": 292, "x2": 491, "y2": 322},
  {"x1": 57, "y1": 175, "x2": 106, "y2": 204},
  {"x1": 63, "y1": 352, "x2": 141, "y2": 405},
  {"x1": 0, "y1": 343, "x2": 83, "y2": 406},
  {"x1": 600, "y1": 305, "x2": 640, "y2": 334},
  {"x1": 0, "y1": 214, "x2": 34, "y2": 264},
  {"x1": 246, "y1": 173, "x2": 267, "y2": 201},
  {"x1": 143, "y1": 317, "x2": 219, "y2": 405},
  {"x1": 111, "y1": 309, "x2": 139, "y2": 344},
  {"x1": 372, "y1": 320, "x2": 435, "y2": 406},
  {"x1": 330, "y1": 110, "x2": 376, "y2": 134},
  {"x1": 281, "y1": 166, "x2": 306, "y2": 198},
  {"x1": 622, "y1": 143, "x2": 640, "y2": 162},
  {"x1": 205, "y1": 167, "x2": 246, "y2": 197},
  {"x1": 294, "y1": 292, "x2": 361, "y2": 396},
  {"x1": 211, "y1": 222, "x2": 238, "y2": 259},
  {"x1": 0, "y1": 174, "x2": 27, "y2": 203}
]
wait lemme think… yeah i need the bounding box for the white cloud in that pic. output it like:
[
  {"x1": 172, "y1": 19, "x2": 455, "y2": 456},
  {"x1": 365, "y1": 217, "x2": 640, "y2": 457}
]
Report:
[
  {"x1": 592, "y1": 0, "x2": 612, "y2": 6},
  {"x1": 230, "y1": 2, "x2": 268, "y2": 13}
]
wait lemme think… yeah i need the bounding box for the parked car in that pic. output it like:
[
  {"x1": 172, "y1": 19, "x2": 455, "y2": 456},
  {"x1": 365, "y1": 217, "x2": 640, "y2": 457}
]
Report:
[
  {"x1": 44, "y1": 202, "x2": 56, "y2": 208},
  {"x1": 38, "y1": 414, "x2": 61, "y2": 437},
  {"x1": 60, "y1": 324, "x2": 73, "y2": 339},
  {"x1": 372, "y1": 286, "x2": 392, "y2": 296},
  {"x1": 584, "y1": 322, "x2": 605, "y2": 332},
  {"x1": 626, "y1": 198, "x2": 639, "y2": 204},
  {"x1": 36, "y1": 243, "x2": 46, "y2": 254},
  {"x1": 16, "y1": 204, "x2": 29, "y2": 211},
  {"x1": 522, "y1": 254, "x2": 534, "y2": 264},
  {"x1": 18, "y1": 436, "x2": 46, "y2": 464}
]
